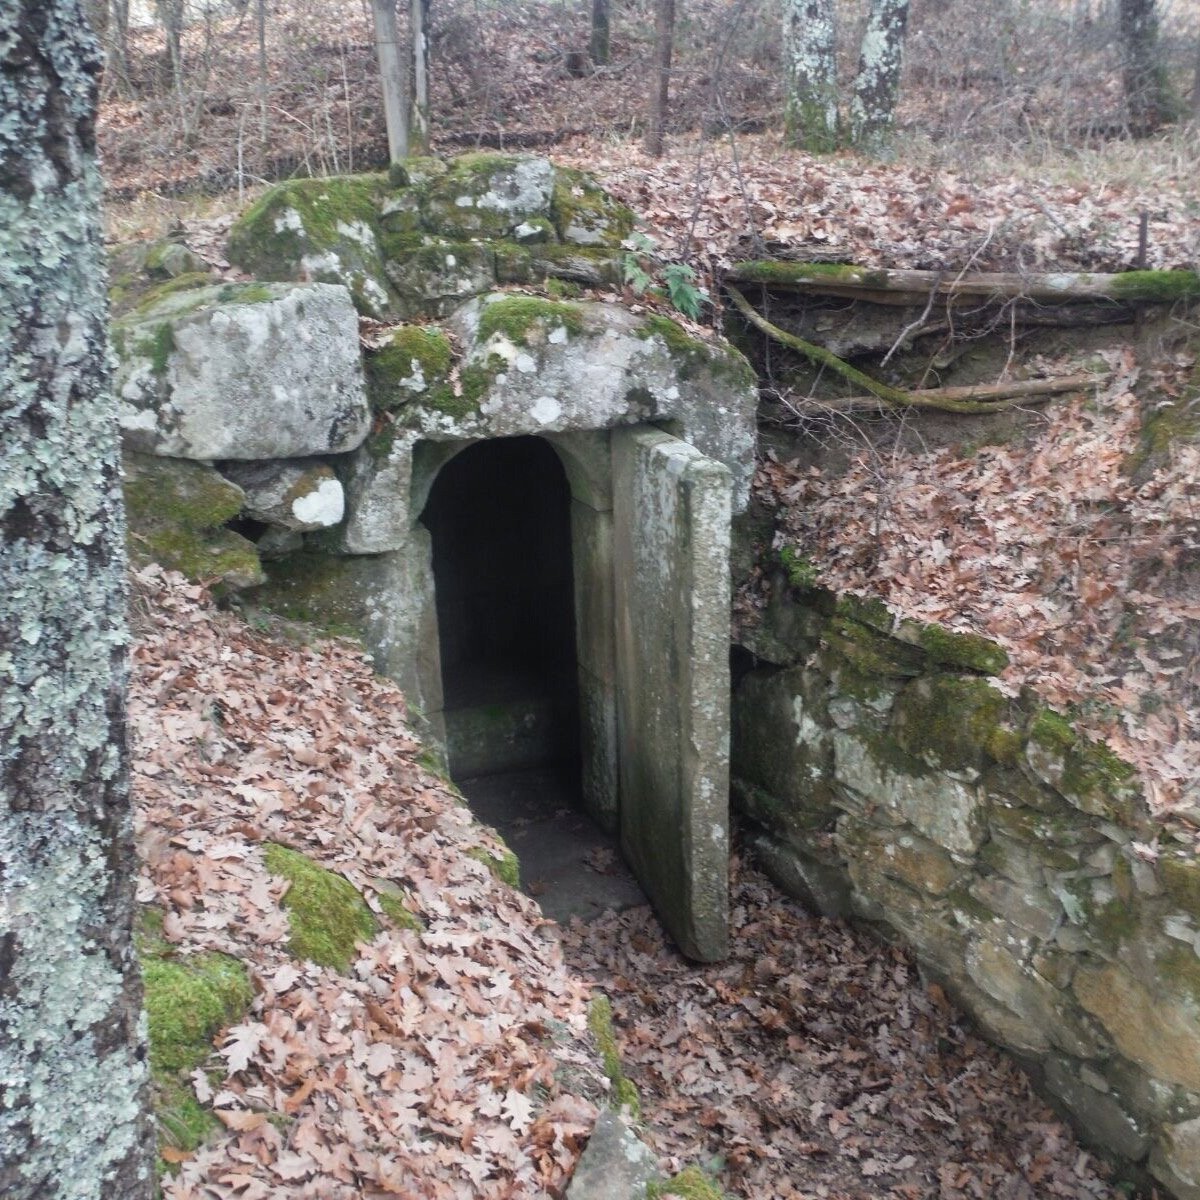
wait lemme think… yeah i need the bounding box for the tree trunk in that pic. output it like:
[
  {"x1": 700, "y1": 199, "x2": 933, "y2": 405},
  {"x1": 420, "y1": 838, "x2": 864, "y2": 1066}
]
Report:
[
  {"x1": 1119, "y1": 0, "x2": 1177, "y2": 129},
  {"x1": 782, "y1": 0, "x2": 839, "y2": 151},
  {"x1": 108, "y1": 0, "x2": 132, "y2": 96},
  {"x1": 256, "y1": 0, "x2": 268, "y2": 146},
  {"x1": 409, "y1": 0, "x2": 432, "y2": 155},
  {"x1": 590, "y1": 0, "x2": 611, "y2": 66},
  {"x1": 156, "y1": 0, "x2": 185, "y2": 93},
  {"x1": 645, "y1": 0, "x2": 676, "y2": 157},
  {"x1": 848, "y1": 0, "x2": 909, "y2": 155},
  {"x1": 0, "y1": 4, "x2": 153, "y2": 1200},
  {"x1": 372, "y1": 0, "x2": 409, "y2": 161}
]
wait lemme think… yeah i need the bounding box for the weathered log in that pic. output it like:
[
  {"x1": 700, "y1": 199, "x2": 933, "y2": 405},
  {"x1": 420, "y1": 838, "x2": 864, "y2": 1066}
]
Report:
[
  {"x1": 726, "y1": 262, "x2": 1200, "y2": 304},
  {"x1": 725, "y1": 283, "x2": 1101, "y2": 416},
  {"x1": 778, "y1": 373, "x2": 1097, "y2": 416}
]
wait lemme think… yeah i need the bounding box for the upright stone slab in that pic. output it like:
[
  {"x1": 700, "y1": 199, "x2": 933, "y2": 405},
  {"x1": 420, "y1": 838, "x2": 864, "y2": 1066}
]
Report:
[{"x1": 612, "y1": 428, "x2": 731, "y2": 961}]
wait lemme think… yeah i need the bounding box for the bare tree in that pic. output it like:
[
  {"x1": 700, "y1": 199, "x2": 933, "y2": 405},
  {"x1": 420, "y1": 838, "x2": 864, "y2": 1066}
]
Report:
[
  {"x1": 782, "y1": 0, "x2": 838, "y2": 151},
  {"x1": 848, "y1": 0, "x2": 909, "y2": 155},
  {"x1": 0, "y1": 2, "x2": 153, "y2": 1198},
  {"x1": 645, "y1": 0, "x2": 676, "y2": 157},
  {"x1": 373, "y1": 0, "x2": 410, "y2": 160},
  {"x1": 1119, "y1": 0, "x2": 1178, "y2": 129},
  {"x1": 591, "y1": 0, "x2": 611, "y2": 67},
  {"x1": 410, "y1": 0, "x2": 431, "y2": 154}
]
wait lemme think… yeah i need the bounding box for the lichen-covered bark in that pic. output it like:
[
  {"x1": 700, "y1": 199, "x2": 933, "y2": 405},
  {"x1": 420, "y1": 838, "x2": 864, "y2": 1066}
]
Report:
[
  {"x1": 782, "y1": 0, "x2": 838, "y2": 152},
  {"x1": 409, "y1": 0, "x2": 431, "y2": 156},
  {"x1": 848, "y1": 0, "x2": 909, "y2": 156},
  {"x1": 0, "y1": 4, "x2": 153, "y2": 1198}
]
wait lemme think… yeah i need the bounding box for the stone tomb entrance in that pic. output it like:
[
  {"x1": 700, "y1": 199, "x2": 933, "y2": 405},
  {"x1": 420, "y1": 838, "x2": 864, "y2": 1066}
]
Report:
[
  {"x1": 115, "y1": 271, "x2": 759, "y2": 962},
  {"x1": 421, "y1": 436, "x2": 580, "y2": 783},
  {"x1": 408, "y1": 422, "x2": 734, "y2": 960}
]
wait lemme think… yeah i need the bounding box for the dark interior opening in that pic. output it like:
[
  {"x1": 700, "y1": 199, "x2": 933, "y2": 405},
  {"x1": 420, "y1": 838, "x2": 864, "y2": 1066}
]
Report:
[{"x1": 421, "y1": 436, "x2": 579, "y2": 780}]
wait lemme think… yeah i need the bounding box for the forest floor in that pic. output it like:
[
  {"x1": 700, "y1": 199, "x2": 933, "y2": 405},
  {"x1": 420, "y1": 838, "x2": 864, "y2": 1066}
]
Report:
[
  {"x1": 134, "y1": 569, "x2": 1127, "y2": 1199},
  {"x1": 107, "y1": 5, "x2": 1198, "y2": 1193}
]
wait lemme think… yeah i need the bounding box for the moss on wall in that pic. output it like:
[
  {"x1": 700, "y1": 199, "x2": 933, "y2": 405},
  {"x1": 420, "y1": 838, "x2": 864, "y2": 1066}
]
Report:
[
  {"x1": 365, "y1": 324, "x2": 454, "y2": 410},
  {"x1": 122, "y1": 453, "x2": 264, "y2": 591},
  {"x1": 550, "y1": 166, "x2": 635, "y2": 247}
]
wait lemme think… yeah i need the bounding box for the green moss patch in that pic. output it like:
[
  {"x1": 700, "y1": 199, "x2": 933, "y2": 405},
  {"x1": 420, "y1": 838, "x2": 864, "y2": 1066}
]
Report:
[
  {"x1": 477, "y1": 294, "x2": 584, "y2": 345},
  {"x1": 122, "y1": 452, "x2": 264, "y2": 592},
  {"x1": 1027, "y1": 708, "x2": 1140, "y2": 821},
  {"x1": 264, "y1": 842, "x2": 378, "y2": 972},
  {"x1": 916, "y1": 623, "x2": 1009, "y2": 675},
  {"x1": 588, "y1": 994, "x2": 641, "y2": 1118},
  {"x1": 822, "y1": 616, "x2": 926, "y2": 678},
  {"x1": 365, "y1": 324, "x2": 453, "y2": 410},
  {"x1": 1109, "y1": 270, "x2": 1200, "y2": 303},
  {"x1": 892, "y1": 674, "x2": 1006, "y2": 772},
  {"x1": 467, "y1": 840, "x2": 521, "y2": 888},
  {"x1": 227, "y1": 174, "x2": 393, "y2": 315},
  {"x1": 139, "y1": 906, "x2": 253, "y2": 1171},
  {"x1": 648, "y1": 1166, "x2": 728, "y2": 1199},
  {"x1": 143, "y1": 952, "x2": 254, "y2": 1075}
]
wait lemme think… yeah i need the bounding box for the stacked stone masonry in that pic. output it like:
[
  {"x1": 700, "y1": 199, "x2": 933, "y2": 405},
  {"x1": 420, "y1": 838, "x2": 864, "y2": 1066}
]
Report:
[{"x1": 734, "y1": 571, "x2": 1200, "y2": 1198}]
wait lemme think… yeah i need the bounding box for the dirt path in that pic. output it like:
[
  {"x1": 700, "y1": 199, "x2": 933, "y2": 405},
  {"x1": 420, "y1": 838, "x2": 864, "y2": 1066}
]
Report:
[{"x1": 560, "y1": 865, "x2": 1123, "y2": 1200}]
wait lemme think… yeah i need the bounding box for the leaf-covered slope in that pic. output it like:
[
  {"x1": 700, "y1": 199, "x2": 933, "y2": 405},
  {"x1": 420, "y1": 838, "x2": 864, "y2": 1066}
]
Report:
[{"x1": 129, "y1": 566, "x2": 602, "y2": 1198}]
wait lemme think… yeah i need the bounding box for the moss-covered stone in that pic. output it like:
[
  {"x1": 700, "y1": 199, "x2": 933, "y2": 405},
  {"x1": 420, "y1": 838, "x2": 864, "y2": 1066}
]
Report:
[
  {"x1": 822, "y1": 616, "x2": 926, "y2": 678},
  {"x1": 466, "y1": 840, "x2": 521, "y2": 888},
  {"x1": 253, "y1": 548, "x2": 398, "y2": 642},
  {"x1": 122, "y1": 452, "x2": 264, "y2": 591},
  {"x1": 495, "y1": 241, "x2": 625, "y2": 289},
  {"x1": 835, "y1": 592, "x2": 894, "y2": 634},
  {"x1": 420, "y1": 153, "x2": 556, "y2": 241},
  {"x1": 365, "y1": 324, "x2": 453, "y2": 410},
  {"x1": 384, "y1": 240, "x2": 496, "y2": 318},
  {"x1": 891, "y1": 674, "x2": 1006, "y2": 773},
  {"x1": 1027, "y1": 708, "x2": 1142, "y2": 823},
  {"x1": 1162, "y1": 856, "x2": 1200, "y2": 915},
  {"x1": 264, "y1": 842, "x2": 378, "y2": 972},
  {"x1": 551, "y1": 165, "x2": 635, "y2": 247},
  {"x1": 895, "y1": 620, "x2": 1009, "y2": 675},
  {"x1": 227, "y1": 174, "x2": 394, "y2": 317},
  {"x1": 588, "y1": 994, "x2": 641, "y2": 1118},
  {"x1": 131, "y1": 271, "x2": 216, "y2": 314},
  {"x1": 636, "y1": 314, "x2": 756, "y2": 388},
  {"x1": 477, "y1": 294, "x2": 584, "y2": 344},
  {"x1": 387, "y1": 155, "x2": 448, "y2": 189},
  {"x1": 143, "y1": 238, "x2": 207, "y2": 280}
]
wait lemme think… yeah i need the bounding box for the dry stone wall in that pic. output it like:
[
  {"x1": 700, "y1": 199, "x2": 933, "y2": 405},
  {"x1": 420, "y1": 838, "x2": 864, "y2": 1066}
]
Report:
[{"x1": 734, "y1": 570, "x2": 1200, "y2": 1198}]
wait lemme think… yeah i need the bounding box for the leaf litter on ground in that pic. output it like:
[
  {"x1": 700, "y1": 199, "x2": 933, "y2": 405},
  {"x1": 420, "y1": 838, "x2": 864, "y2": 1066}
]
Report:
[{"x1": 132, "y1": 568, "x2": 1130, "y2": 1199}]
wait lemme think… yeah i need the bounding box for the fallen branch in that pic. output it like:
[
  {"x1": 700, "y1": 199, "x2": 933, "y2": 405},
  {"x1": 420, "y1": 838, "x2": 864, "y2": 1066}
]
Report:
[
  {"x1": 724, "y1": 282, "x2": 1100, "y2": 415},
  {"x1": 726, "y1": 262, "x2": 1200, "y2": 305},
  {"x1": 777, "y1": 373, "x2": 1097, "y2": 416}
]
